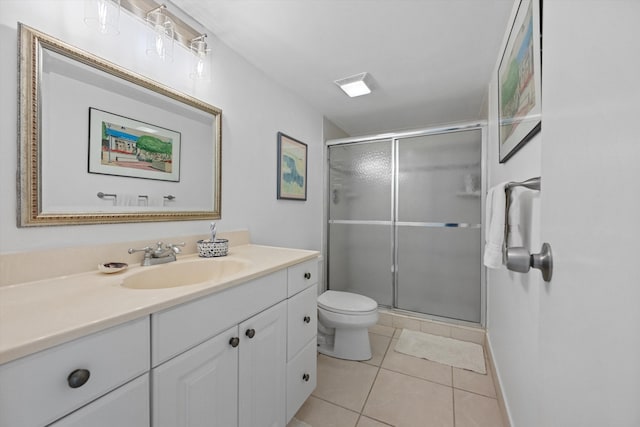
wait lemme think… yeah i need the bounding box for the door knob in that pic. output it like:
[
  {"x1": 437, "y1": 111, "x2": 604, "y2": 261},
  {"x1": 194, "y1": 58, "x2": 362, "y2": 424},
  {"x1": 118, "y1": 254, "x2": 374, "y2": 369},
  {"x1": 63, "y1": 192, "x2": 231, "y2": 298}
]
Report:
[
  {"x1": 245, "y1": 328, "x2": 256, "y2": 339},
  {"x1": 303, "y1": 316, "x2": 311, "y2": 324},
  {"x1": 229, "y1": 337, "x2": 240, "y2": 347},
  {"x1": 506, "y1": 242, "x2": 553, "y2": 282}
]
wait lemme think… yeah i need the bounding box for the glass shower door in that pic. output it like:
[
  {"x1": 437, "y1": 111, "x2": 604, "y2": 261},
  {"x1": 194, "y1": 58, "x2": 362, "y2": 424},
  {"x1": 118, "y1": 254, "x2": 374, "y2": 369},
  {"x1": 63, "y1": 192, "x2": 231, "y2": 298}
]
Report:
[
  {"x1": 395, "y1": 130, "x2": 482, "y2": 322},
  {"x1": 328, "y1": 140, "x2": 393, "y2": 306}
]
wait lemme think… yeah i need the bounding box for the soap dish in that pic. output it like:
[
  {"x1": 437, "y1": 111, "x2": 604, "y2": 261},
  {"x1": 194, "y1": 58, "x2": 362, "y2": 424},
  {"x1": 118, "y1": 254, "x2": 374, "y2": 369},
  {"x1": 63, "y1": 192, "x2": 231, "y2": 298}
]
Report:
[{"x1": 98, "y1": 262, "x2": 128, "y2": 274}]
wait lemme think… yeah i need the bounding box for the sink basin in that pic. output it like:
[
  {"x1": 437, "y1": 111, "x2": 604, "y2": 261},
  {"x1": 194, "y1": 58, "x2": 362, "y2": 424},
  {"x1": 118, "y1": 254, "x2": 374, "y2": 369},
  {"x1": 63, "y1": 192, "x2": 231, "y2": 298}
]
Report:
[{"x1": 122, "y1": 258, "x2": 251, "y2": 289}]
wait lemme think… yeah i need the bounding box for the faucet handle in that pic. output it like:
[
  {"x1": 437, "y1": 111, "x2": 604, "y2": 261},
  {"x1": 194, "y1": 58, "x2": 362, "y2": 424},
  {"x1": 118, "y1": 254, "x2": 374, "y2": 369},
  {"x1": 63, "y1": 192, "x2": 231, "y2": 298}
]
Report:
[
  {"x1": 128, "y1": 246, "x2": 152, "y2": 255},
  {"x1": 167, "y1": 242, "x2": 185, "y2": 253}
]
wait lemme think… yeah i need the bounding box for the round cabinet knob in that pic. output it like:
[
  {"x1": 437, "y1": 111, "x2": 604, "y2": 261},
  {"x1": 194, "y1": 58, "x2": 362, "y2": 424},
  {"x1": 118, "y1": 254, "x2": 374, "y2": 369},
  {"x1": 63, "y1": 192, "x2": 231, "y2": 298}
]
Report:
[
  {"x1": 302, "y1": 373, "x2": 310, "y2": 382},
  {"x1": 303, "y1": 316, "x2": 311, "y2": 324},
  {"x1": 245, "y1": 328, "x2": 256, "y2": 339},
  {"x1": 229, "y1": 337, "x2": 240, "y2": 347},
  {"x1": 304, "y1": 272, "x2": 311, "y2": 280},
  {"x1": 67, "y1": 369, "x2": 90, "y2": 389}
]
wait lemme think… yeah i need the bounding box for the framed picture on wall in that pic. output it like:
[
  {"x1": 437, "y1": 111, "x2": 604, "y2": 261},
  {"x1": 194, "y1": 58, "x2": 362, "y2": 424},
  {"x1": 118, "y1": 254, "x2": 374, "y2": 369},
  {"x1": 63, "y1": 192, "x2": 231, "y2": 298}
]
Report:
[
  {"x1": 88, "y1": 108, "x2": 181, "y2": 181},
  {"x1": 277, "y1": 132, "x2": 307, "y2": 201},
  {"x1": 498, "y1": 0, "x2": 542, "y2": 163}
]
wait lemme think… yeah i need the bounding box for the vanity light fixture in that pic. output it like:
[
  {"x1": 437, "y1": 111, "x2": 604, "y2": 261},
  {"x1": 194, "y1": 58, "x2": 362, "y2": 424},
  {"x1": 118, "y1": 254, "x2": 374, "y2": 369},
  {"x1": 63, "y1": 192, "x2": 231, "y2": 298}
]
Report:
[
  {"x1": 145, "y1": 4, "x2": 174, "y2": 61},
  {"x1": 335, "y1": 72, "x2": 372, "y2": 98},
  {"x1": 190, "y1": 34, "x2": 211, "y2": 80},
  {"x1": 85, "y1": 0, "x2": 212, "y2": 75},
  {"x1": 84, "y1": 0, "x2": 121, "y2": 35}
]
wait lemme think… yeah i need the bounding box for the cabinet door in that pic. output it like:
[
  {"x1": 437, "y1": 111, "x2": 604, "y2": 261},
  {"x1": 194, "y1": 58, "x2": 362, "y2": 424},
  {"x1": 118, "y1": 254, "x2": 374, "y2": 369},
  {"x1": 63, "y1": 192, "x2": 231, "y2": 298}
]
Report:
[
  {"x1": 49, "y1": 374, "x2": 149, "y2": 427},
  {"x1": 238, "y1": 301, "x2": 287, "y2": 427},
  {"x1": 152, "y1": 325, "x2": 239, "y2": 427}
]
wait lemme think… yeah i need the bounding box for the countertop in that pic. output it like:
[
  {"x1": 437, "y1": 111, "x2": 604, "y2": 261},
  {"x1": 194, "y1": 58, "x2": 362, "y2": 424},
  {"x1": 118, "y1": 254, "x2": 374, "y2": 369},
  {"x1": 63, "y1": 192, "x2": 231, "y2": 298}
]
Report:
[{"x1": 0, "y1": 244, "x2": 319, "y2": 365}]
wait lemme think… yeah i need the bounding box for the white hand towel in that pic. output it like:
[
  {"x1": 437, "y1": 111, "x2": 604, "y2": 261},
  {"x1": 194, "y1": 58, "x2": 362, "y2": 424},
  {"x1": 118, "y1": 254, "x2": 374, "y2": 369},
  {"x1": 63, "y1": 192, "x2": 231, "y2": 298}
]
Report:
[
  {"x1": 483, "y1": 182, "x2": 508, "y2": 268},
  {"x1": 507, "y1": 187, "x2": 523, "y2": 247},
  {"x1": 147, "y1": 195, "x2": 164, "y2": 207},
  {"x1": 116, "y1": 193, "x2": 138, "y2": 206}
]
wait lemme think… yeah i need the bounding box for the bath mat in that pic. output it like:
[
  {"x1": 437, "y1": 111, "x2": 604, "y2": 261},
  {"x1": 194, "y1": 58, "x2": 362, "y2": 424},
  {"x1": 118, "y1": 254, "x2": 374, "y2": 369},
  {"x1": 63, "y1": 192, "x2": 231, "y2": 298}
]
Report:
[
  {"x1": 288, "y1": 418, "x2": 312, "y2": 427},
  {"x1": 395, "y1": 329, "x2": 486, "y2": 374}
]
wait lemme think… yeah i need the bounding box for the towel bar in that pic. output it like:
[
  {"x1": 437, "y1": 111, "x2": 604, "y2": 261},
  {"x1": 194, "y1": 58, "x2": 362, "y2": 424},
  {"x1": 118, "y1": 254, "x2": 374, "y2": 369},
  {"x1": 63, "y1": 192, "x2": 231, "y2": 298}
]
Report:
[
  {"x1": 506, "y1": 176, "x2": 541, "y2": 191},
  {"x1": 504, "y1": 177, "x2": 553, "y2": 282}
]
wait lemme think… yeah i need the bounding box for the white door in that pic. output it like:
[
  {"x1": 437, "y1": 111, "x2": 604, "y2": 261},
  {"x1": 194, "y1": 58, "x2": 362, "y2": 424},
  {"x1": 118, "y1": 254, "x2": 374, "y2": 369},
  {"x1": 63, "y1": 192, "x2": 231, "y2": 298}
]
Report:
[
  {"x1": 238, "y1": 301, "x2": 287, "y2": 427},
  {"x1": 538, "y1": 2, "x2": 640, "y2": 425},
  {"x1": 152, "y1": 325, "x2": 239, "y2": 427}
]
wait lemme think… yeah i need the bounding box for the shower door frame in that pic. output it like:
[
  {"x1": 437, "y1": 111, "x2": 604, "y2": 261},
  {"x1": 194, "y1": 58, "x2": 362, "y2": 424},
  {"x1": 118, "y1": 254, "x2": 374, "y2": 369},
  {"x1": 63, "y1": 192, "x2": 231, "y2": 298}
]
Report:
[{"x1": 325, "y1": 121, "x2": 487, "y2": 327}]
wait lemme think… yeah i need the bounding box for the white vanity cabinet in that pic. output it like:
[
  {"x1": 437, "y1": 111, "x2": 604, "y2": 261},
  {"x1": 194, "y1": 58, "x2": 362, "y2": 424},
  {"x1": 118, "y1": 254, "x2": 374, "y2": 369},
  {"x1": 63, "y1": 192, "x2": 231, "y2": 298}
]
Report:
[
  {"x1": 0, "y1": 317, "x2": 150, "y2": 427},
  {"x1": 0, "y1": 255, "x2": 319, "y2": 427},
  {"x1": 151, "y1": 258, "x2": 318, "y2": 427},
  {"x1": 152, "y1": 301, "x2": 287, "y2": 427},
  {"x1": 152, "y1": 325, "x2": 239, "y2": 427},
  {"x1": 238, "y1": 300, "x2": 287, "y2": 427},
  {"x1": 285, "y1": 259, "x2": 318, "y2": 423}
]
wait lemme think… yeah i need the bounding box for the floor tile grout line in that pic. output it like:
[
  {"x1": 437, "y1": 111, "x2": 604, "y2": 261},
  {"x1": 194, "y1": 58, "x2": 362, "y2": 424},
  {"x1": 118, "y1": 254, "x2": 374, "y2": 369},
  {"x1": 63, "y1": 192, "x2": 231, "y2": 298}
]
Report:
[
  {"x1": 378, "y1": 365, "x2": 453, "y2": 389},
  {"x1": 308, "y1": 394, "x2": 361, "y2": 417},
  {"x1": 452, "y1": 385, "x2": 500, "y2": 400},
  {"x1": 356, "y1": 330, "x2": 394, "y2": 427},
  {"x1": 452, "y1": 382, "x2": 457, "y2": 427}
]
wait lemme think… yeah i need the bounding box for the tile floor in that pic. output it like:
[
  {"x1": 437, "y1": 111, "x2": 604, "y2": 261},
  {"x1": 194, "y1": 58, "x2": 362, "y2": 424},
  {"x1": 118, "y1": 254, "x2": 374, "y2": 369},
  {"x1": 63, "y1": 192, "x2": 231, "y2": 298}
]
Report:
[{"x1": 290, "y1": 325, "x2": 504, "y2": 427}]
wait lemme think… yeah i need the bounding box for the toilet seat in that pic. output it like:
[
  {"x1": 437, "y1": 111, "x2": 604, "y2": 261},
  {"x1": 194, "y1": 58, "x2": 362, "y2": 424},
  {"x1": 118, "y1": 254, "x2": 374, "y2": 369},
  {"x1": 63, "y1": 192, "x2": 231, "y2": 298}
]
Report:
[{"x1": 318, "y1": 290, "x2": 377, "y2": 315}]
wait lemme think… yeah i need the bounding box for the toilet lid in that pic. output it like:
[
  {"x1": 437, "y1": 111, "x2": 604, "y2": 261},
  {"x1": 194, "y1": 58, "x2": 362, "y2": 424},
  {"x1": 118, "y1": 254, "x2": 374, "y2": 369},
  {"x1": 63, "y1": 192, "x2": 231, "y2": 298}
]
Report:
[{"x1": 318, "y1": 291, "x2": 378, "y2": 314}]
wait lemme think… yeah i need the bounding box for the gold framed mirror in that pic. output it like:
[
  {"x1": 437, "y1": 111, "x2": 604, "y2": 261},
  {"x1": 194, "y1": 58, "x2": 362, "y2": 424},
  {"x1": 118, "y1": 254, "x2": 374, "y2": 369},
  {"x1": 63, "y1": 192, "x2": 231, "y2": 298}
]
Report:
[{"x1": 18, "y1": 23, "x2": 222, "y2": 226}]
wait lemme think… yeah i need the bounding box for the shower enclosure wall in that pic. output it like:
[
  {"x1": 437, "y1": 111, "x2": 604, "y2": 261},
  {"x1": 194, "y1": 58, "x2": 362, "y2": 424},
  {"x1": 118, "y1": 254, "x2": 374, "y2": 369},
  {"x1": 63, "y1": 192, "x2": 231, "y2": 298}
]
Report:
[{"x1": 327, "y1": 124, "x2": 485, "y2": 324}]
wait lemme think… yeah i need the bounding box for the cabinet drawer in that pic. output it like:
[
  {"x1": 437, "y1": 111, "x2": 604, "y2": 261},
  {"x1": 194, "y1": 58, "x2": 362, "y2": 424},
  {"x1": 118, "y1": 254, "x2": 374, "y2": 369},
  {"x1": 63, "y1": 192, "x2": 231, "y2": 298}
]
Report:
[
  {"x1": 286, "y1": 338, "x2": 317, "y2": 423},
  {"x1": 287, "y1": 259, "x2": 318, "y2": 297},
  {"x1": 0, "y1": 317, "x2": 149, "y2": 427},
  {"x1": 49, "y1": 374, "x2": 149, "y2": 427},
  {"x1": 287, "y1": 283, "x2": 317, "y2": 361},
  {"x1": 152, "y1": 270, "x2": 287, "y2": 366}
]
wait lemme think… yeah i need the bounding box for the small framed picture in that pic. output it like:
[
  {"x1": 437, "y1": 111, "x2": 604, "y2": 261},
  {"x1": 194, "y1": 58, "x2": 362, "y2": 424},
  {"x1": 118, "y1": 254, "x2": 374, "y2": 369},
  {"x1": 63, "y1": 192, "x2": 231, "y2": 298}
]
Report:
[
  {"x1": 498, "y1": 0, "x2": 542, "y2": 163},
  {"x1": 277, "y1": 132, "x2": 307, "y2": 201},
  {"x1": 88, "y1": 108, "x2": 181, "y2": 181}
]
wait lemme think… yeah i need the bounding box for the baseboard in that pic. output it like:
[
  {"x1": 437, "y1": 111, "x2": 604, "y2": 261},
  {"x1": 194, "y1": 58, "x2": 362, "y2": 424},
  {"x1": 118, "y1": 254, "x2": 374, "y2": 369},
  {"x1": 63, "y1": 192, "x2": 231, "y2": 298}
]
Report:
[{"x1": 484, "y1": 333, "x2": 512, "y2": 427}]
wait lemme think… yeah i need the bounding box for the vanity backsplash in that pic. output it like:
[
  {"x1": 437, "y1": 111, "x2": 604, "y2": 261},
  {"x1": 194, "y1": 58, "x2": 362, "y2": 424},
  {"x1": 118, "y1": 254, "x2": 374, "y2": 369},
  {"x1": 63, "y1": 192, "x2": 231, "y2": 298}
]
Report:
[{"x1": 0, "y1": 230, "x2": 250, "y2": 287}]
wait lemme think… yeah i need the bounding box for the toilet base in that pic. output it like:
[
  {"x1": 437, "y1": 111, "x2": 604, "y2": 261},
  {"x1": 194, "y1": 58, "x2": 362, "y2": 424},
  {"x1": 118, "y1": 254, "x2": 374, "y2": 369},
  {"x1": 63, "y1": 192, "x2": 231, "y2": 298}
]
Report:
[{"x1": 317, "y1": 327, "x2": 372, "y2": 361}]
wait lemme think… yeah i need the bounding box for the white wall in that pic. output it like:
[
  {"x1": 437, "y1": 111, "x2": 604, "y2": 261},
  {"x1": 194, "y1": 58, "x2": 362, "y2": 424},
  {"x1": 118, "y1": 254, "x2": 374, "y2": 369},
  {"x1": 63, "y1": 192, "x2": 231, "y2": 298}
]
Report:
[
  {"x1": 487, "y1": 82, "x2": 542, "y2": 427},
  {"x1": 0, "y1": 1, "x2": 324, "y2": 253},
  {"x1": 486, "y1": 3, "x2": 543, "y2": 425},
  {"x1": 487, "y1": 1, "x2": 640, "y2": 426}
]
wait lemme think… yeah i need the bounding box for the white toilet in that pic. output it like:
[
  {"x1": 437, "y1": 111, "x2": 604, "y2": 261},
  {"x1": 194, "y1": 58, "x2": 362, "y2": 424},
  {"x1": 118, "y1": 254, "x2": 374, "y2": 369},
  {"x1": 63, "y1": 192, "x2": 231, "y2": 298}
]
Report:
[{"x1": 317, "y1": 290, "x2": 379, "y2": 361}]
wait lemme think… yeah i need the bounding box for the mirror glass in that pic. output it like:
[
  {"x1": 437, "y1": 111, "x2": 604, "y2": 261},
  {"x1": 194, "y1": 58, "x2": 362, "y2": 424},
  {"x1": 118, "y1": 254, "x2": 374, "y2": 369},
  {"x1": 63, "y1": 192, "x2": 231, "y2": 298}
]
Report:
[{"x1": 18, "y1": 24, "x2": 222, "y2": 226}]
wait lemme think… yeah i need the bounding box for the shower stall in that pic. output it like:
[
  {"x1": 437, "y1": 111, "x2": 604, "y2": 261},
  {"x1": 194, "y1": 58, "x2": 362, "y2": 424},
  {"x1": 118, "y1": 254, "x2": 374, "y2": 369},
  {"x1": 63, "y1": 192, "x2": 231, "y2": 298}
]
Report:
[{"x1": 326, "y1": 124, "x2": 485, "y2": 324}]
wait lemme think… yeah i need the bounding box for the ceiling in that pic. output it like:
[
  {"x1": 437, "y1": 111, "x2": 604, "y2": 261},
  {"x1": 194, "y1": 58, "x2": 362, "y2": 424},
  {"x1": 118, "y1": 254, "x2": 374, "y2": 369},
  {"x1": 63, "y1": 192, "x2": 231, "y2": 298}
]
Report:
[{"x1": 170, "y1": 0, "x2": 514, "y2": 137}]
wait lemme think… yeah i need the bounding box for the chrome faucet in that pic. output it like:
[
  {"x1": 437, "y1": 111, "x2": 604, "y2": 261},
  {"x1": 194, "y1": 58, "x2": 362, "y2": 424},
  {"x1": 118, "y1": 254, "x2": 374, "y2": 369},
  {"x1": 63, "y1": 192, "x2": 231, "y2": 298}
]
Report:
[{"x1": 128, "y1": 241, "x2": 185, "y2": 266}]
